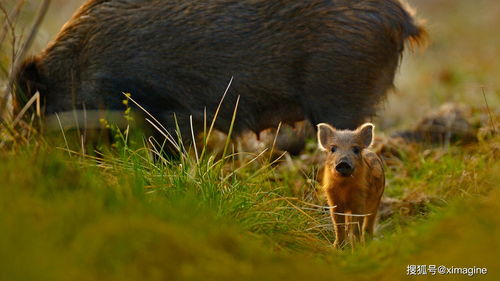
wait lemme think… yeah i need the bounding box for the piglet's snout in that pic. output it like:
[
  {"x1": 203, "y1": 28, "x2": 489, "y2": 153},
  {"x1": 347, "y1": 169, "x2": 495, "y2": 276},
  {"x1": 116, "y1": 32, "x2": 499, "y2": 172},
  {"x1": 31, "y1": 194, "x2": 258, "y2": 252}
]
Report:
[{"x1": 335, "y1": 158, "x2": 354, "y2": 176}]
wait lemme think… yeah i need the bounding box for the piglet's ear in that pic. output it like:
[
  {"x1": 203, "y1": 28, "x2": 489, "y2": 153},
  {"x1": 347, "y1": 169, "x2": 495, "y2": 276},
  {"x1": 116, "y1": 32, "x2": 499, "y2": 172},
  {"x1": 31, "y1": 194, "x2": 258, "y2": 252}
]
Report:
[
  {"x1": 358, "y1": 123, "x2": 374, "y2": 148},
  {"x1": 317, "y1": 123, "x2": 336, "y2": 151}
]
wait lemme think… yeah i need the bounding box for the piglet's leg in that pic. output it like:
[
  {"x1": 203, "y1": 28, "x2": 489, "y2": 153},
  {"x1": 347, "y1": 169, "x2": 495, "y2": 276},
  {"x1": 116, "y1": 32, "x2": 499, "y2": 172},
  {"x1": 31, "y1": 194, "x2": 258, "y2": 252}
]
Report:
[
  {"x1": 363, "y1": 211, "x2": 378, "y2": 241},
  {"x1": 331, "y1": 210, "x2": 346, "y2": 249},
  {"x1": 352, "y1": 215, "x2": 364, "y2": 245}
]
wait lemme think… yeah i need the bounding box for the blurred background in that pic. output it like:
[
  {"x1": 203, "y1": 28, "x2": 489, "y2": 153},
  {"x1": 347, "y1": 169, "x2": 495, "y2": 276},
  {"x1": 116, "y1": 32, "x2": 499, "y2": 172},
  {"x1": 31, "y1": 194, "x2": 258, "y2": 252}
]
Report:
[{"x1": 386, "y1": 0, "x2": 499, "y2": 131}]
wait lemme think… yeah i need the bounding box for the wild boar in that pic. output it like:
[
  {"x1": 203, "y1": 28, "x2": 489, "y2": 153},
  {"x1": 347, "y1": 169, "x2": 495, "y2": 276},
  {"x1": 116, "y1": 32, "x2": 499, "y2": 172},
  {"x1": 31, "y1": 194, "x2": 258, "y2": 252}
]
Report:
[{"x1": 16, "y1": 0, "x2": 425, "y2": 147}]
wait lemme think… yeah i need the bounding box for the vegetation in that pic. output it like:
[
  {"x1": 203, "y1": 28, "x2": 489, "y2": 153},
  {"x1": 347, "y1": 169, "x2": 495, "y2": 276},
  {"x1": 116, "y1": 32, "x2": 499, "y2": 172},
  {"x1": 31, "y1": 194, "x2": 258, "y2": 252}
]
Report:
[{"x1": 0, "y1": 0, "x2": 499, "y2": 280}]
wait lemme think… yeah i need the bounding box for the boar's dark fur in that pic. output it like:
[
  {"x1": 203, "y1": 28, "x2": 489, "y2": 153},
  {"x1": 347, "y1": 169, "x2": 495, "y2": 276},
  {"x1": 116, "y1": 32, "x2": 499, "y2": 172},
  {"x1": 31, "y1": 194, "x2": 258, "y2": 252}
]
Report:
[{"x1": 17, "y1": 0, "x2": 425, "y2": 143}]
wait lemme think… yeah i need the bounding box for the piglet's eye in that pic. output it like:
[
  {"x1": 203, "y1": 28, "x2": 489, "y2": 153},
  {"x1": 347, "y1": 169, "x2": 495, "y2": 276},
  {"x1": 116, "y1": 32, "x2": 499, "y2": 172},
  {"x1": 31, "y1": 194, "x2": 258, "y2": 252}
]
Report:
[
  {"x1": 352, "y1": 146, "x2": 361, "y2": 155},
  {"x1": 331, "y1": 146, "x2": 337, "y2": 153}
]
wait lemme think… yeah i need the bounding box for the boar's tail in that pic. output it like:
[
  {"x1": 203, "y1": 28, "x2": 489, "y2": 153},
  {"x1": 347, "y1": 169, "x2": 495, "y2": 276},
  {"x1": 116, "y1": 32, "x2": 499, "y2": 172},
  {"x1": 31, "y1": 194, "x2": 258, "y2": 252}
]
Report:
[
  {"x1": 15, "y1": 56, "x2": 45, "y2": 110},
  {"x1": 398, "y1": 1, "x2": 428, "y2": 49},
  {"x1": 401, "y1": 17, "x2": 427, "y2": 49}
]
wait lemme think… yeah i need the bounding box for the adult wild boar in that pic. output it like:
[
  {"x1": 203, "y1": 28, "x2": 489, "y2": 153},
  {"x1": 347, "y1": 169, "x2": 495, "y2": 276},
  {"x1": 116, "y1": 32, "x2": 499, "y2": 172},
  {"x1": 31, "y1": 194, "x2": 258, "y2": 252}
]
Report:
[{"x1": 16, "y1": 0, "x2": 425, "y2": 145}]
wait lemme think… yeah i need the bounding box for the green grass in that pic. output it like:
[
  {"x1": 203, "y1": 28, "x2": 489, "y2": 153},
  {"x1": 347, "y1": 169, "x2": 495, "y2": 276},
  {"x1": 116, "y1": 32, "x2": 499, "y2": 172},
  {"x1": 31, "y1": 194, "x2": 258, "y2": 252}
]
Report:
[{"x1": 0, "y1": 125, "x2": 498, "y2": 281}]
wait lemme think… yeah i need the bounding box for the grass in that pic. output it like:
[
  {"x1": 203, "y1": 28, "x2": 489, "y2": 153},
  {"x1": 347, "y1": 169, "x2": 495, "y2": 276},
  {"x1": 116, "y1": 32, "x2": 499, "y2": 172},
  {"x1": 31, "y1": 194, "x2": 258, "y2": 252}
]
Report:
[
  {"x1": 1, "y1": 0, "x2": 500, "y2": 280},
  {"x1": 0, "y1": 128, "x2": 498, "y2": 281}
]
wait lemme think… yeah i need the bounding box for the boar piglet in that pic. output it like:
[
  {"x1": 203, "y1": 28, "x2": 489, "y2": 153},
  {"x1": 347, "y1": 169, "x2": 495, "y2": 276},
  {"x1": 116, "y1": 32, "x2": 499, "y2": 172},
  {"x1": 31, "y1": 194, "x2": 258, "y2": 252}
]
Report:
[{"x1": 317, "y1": 122, "x2": 385, "y2": 248}]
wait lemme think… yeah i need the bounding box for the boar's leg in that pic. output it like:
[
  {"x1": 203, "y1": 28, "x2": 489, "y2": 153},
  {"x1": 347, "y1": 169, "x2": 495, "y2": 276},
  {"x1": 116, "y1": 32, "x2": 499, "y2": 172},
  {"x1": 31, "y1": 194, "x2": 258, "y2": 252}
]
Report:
[
  {"x1": 302, "y1": 53, "x2": 398, "y2": 130},
  {"x1": 301, "y1": 87, "x2": 370, "y2": 130}
]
